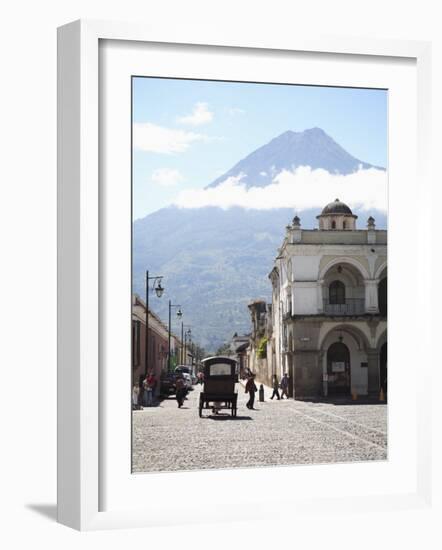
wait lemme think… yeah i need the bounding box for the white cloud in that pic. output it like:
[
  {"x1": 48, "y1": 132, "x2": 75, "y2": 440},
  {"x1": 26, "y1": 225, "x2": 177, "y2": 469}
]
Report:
[
  {"x1": 172, "y1": 166, "x2": 387, "y2": 213},
  {"x1": 259, "y1": 171, "x2": 267, "y2": 177},
  {"x1": 151, "y1": 168, "x2": 185, "y2": 187},
  {"x1": 133, "y1": 122, "x2": 207, "y2": 154},
  {"x1": 177, "y1": 102, "x2": 213, "y2": 126}
]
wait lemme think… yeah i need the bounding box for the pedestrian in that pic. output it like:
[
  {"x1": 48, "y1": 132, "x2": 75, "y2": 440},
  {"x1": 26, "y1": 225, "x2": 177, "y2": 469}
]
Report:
[
  {"x1": 132, "y1": 383, "x2": 141, "y2": 410},
  {"x1": 270, "y1": 374, "x2": 280, "y2": 400},
  {"x1": 197, "y1": 371, "x2": 204, "y2": 385},
  {"x1": 245, "y1": 373, "x2": 257, "y2": 409},
  {"x1": 145, "y1": 372, "x2": 156, "y2": 407},
  {"x1": 175, "y1": 375, "x2": 186, "y2": 408},
  {"x1": 280, "y1": 372, "x2": 289, "y2": 399},
  {"x1": 143, "y1": 374, "x2": 152, "y2": 407}
]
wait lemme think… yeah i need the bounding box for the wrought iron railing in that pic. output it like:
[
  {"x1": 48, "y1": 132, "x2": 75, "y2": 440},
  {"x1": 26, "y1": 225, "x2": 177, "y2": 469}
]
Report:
[{"x1": 323, "y1": 298, "x2": 365, "y2": 315}]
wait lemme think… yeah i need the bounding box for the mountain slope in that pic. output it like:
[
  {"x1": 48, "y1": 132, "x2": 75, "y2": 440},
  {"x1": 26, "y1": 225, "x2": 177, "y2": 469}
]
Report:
[
  {"x1": 133, "y1": 206, "x2": 386, "y2": 351},
  {"x1": 133, "y1": 128, "x2": 387, "y2": 351},
  {"x1": 207, "y1": 128, "x2": 383, "y2": 189}
]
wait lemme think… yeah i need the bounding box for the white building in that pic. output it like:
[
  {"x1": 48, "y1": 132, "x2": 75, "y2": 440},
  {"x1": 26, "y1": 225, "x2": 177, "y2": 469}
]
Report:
[{"x1": 270, "y1": 199, "x2": 387, "y2": 400}]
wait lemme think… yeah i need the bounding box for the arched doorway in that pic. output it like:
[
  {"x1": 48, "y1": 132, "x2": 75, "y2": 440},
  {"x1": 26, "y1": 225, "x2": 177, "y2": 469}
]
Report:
[
  {"x1": 327, "y1": 341, "x2": 351, "y2": 395},
  {"x1": 380, "y1": 342, "x2": 387, "y2": 395},
  {"x1": 329, "y1": 280, "x2": 346, "y2": 304},
  {"x1": 378, "y1": 278, "x2": 387, "y2": 316}
]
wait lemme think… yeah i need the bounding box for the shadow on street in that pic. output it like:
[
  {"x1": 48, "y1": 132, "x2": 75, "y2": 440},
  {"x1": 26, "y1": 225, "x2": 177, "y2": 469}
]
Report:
[{"x1": 205, "y1": 414, "x2": 253, "y2": 421}]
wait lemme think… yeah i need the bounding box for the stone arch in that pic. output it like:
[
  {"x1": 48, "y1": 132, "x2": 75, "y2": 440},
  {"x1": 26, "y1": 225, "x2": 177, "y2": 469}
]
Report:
[
  {"x1": 319, "y1": 323, "x2": 371, "y2": 352},
  {"x1": 320, "y1": 324, "x2": 370, "y2": 396},
  {"x1": 374, "y1": 262, "x2": 387, "y2": 280},
  {"x1": 324, "y1": 267, "x2": 360, "y2": 288},
  {"x1": 320, "y1": 261, "x2": 366, "y2": 314},
  {"x1": 318, "y1": 256, "x2": 370, "y2": 281},
  {"x1": 326, "y1": 341, "x2": 351, "y2": 395},
  {"x1": 376, "y1": 328, "x2": 387, "y2": 351}
]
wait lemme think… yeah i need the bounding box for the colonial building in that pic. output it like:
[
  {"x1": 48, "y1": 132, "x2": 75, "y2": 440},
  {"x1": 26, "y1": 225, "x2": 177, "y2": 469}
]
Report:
[
  {"x1": 246, "y1": 300, "x2": 276, "y2": 387},
  {"x1": 132, "y1": 294, "x2": 182, "y2": 389},
  {"x1": 270, "y1": 199, "x2": 387, "y2": 400}
]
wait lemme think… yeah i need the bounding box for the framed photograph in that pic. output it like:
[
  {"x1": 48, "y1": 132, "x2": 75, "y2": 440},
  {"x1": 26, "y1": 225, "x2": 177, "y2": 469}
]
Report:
[{"x1": 57, "y1": 20, "x2": 432, "y2": 530}]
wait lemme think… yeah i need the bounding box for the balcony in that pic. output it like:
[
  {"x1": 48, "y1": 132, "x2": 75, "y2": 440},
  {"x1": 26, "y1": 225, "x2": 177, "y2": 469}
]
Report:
[{"x1": 323, "y1": 298, "x2": 365, "y2": 315}]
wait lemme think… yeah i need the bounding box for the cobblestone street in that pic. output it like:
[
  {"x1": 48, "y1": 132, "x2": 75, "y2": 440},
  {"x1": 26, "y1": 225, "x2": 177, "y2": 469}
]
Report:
[{"x1": 132, "y1": 384, "x2": 387, "y2": 473}]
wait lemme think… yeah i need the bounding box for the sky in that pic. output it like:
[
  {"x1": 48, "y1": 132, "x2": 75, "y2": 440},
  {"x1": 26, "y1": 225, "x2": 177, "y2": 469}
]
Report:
[{"x1": 132, "y1": 77, "x2": 387, "y2": 220}]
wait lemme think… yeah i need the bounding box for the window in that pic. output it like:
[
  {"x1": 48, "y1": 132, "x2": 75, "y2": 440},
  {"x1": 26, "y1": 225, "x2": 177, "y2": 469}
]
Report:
[
  {"x1": 329, "y1": 280, "x2": 345, "y2": 304},
  {"x1": 331, "y1": 220, "x2": 336, "y2": 229},
  {"x1": 343, "y1": 221, "x2": 346, "y2": 229},
  {"x1": 210, "y1": 363, "x2": 232, "y2": 376}
]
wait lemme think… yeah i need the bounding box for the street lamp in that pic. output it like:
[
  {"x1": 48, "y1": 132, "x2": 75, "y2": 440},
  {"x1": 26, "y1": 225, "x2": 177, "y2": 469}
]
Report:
[
  {"x1": 184, "y1": 327, "x2": 192, "y2": 365},
  {"x1": 144, "y1": 270, "x2": 164, "y2": 378},
  {"x1": 168, "y1": 300, "x2": 182, "y2": 372}
]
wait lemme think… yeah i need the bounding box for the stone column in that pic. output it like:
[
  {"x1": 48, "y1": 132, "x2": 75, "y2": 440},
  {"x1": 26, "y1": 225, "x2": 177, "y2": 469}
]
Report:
[
  {"x1": 364, "y1": 280, "x2": 379, "y2": 314},
  {"x1": 317, "y1": 279, "x2": 324, "y2": 313},
  {"x1": 367, "y1": 348, "x2": 380, "y2": 398}
]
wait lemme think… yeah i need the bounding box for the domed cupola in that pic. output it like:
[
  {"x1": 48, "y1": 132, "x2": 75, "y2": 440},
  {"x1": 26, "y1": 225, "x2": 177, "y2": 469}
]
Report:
[{"x1": 316, "y1": 198, "x2": 358, "y2": 230}]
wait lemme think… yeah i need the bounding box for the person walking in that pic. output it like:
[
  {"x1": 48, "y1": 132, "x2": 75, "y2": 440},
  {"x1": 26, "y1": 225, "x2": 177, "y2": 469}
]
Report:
[
  {"x1": 270, "y1": 374, "x2": 280, "y2": 400},
  {"x1": 175, "y1": 375, "x2": 186, "y2": 408},
  {"x1": 145, "y1": 372, "x2": 156, "y2": 407},
  {"x1": 245, "y1": 374, "x2": 257, "y2": 410},
  {"x1": 280, "y1": 372, "x2": 290, "y2": 399}
]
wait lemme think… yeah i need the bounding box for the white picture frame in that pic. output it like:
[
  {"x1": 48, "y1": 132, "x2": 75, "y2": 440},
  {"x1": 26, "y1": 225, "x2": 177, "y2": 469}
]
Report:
[{"x1": 57, "y1": 19, "x2": 433, "y2": 531}]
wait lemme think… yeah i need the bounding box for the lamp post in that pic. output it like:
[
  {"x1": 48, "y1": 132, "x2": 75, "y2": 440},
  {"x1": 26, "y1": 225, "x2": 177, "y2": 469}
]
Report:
[
  {"x1": 184, "y1": 327, "x2": 192, "y2": 365},
  {"x1": 168, "y1": 300, "x2": 182, "y2": 372},
  {"x1": 144, "y1": 270, "x2": 164, "y2": 378},
  {"x1": 180, "y1": 322, "x2": 184, "y2": 364}
]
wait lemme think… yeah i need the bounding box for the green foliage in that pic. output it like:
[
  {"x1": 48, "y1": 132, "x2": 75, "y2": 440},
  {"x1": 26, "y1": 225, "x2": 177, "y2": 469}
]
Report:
[
  {"x1": 257, "y1": 337, "x2": 268, "y2": 359},
  {"x1": 132, "y1": 207, "x2": 294, "y2": 351},
  {"x1": 215, "y1": 342, "x2": 231, "y2": 356}
]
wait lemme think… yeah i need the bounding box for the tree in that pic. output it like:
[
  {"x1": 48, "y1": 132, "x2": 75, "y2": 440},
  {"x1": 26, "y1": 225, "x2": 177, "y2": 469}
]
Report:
[{"x1": 215, "y1": 342, "x2": 231, "y2": 356}]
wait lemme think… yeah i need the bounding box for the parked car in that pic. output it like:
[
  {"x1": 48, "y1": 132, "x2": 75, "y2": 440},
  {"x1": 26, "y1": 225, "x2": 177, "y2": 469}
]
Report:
[
  {"x1": 160, "y1": 372, "x2": 177, "y2": 396},
  {"x1": 174, "y1": 365, "x2": 191, "y2": 376}
]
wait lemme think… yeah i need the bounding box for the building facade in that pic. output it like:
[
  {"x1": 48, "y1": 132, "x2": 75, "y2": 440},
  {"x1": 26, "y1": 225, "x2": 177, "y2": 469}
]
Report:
[
  {"x1": 246, "y1": 301, "x2": 276, "y2": 386},
  {"x1": 132, "y1": 294, "x2": 182, "y2": 388},
  {"x1": 270, "y1": 200, "x2": 387, "y2": 400}
]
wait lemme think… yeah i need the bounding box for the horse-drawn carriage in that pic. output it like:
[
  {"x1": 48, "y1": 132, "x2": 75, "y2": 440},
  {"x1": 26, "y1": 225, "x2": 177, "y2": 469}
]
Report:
[{"x1": 198, "y1": 356, "x2": 238, "y2": 417}]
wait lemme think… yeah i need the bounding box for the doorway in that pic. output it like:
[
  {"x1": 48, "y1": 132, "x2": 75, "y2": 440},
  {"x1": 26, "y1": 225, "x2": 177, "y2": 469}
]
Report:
[{"x1": 327, "y1": 342, "x2": 351, "y2": 395}]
